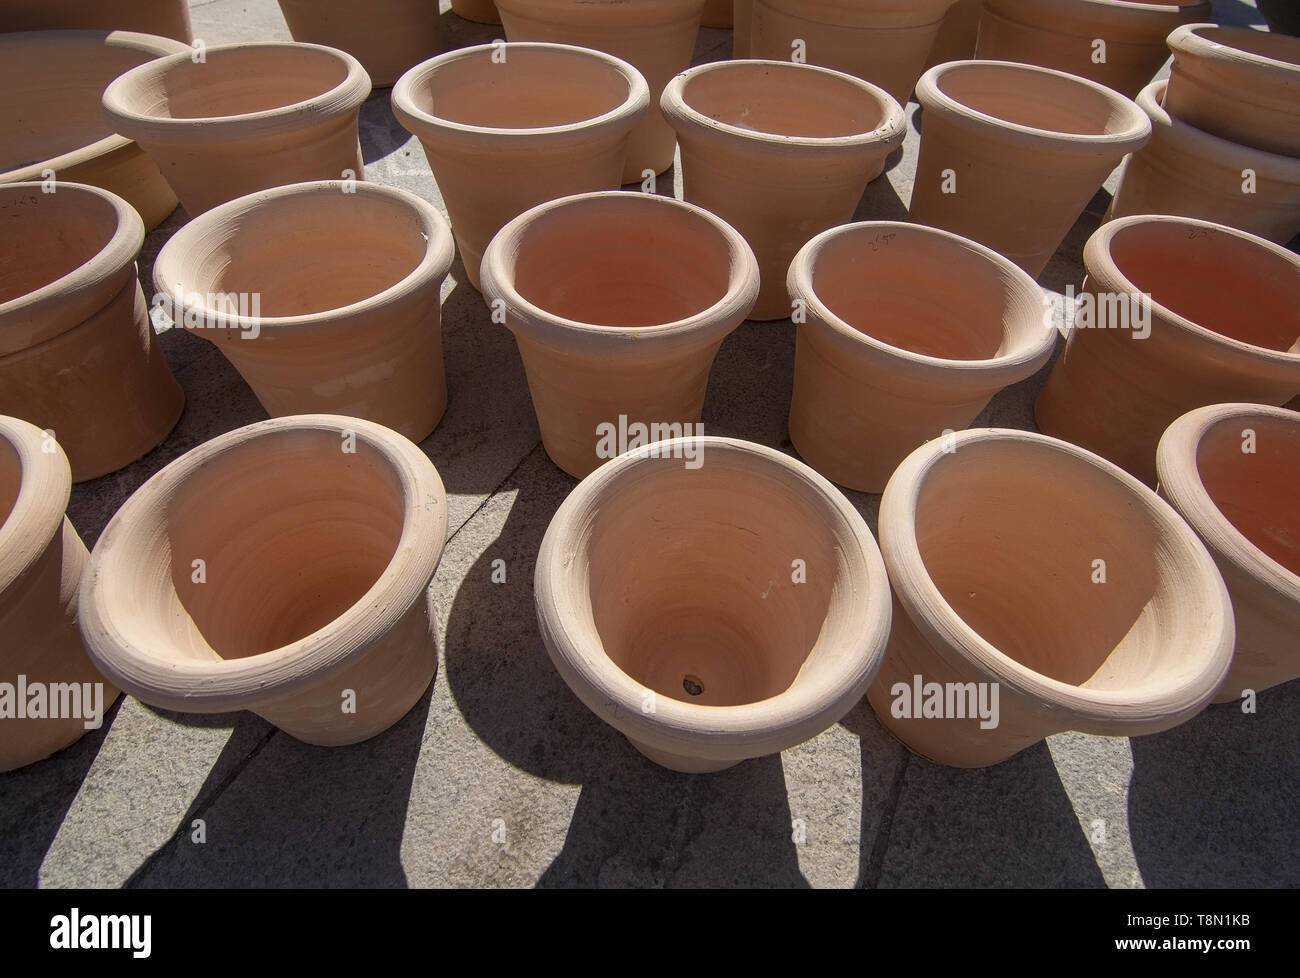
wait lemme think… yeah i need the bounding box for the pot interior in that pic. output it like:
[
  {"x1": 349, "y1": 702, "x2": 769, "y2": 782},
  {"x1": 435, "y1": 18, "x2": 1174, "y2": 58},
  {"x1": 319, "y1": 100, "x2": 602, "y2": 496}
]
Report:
[
  {"x1": 935, "y1": 63, "x2": 1135, "y2": 137},
  {"x1": 0, "y1": 188, "x2": 119, "y2": 306}
]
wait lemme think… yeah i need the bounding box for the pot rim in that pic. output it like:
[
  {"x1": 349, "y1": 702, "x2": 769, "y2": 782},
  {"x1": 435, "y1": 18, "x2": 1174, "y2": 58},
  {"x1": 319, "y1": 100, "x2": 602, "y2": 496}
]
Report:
[
  {"x1": 880, "y1": 427, "x2": 1234, "y2": 726},
  {"x1": 983, "y1": 0, "x2": 1211, "y2": 29},
  {"x1": 0, "y1": 416, "x2": 72, "y2": 599},
  {"x1": 758, "y1": 0, "x2": 959, "y2": 25},
  {"x1": 78, "y1": 415, "x2": 447, "y2": 711},
  {"x1": 1168, "y1": 21, "x2": 1300, "y2": 74},
  {"x1": 494, "y1": 0, "x2": 707, "y2": 26},
  {"x1": 392, "y1": 42, "x2": 650, "y2": 149},
  {"x1": 479, "y1": 190, "x2": 759, "y2": 355},
  {"x1": 534, "y1": 436, "x2": 892, "y2": 759},
  {"x1": 661, "y1": 59, "x2": 906, "y2": 156},
  {"x1": 152, "y1": 180, "x2": 455, "y2": 332},
  {"x1": 1156, "y1": 403, "x2": 1300, "y2": 605},
  {"x1": 101, "y1": 41, "x2": 371, "y2": 142}
]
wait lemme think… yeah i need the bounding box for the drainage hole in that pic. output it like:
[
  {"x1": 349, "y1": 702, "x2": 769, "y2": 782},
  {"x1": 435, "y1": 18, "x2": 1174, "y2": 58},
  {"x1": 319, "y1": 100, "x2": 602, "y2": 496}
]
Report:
[{"x1": 683, "y1": 675, "x2": 704, "y2": 697}]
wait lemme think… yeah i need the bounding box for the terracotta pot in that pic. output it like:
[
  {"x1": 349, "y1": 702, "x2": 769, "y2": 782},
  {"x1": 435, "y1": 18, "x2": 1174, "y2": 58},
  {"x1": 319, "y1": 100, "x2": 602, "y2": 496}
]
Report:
[
  {"x1": 480, "y1": 191, "x2": 758, "y2": 478},
  {"x1": 662, "y1": 60, "x2": 905, "y2": 320},
  {"x1": 451, "y1": 0, "x2": 502, "y2": 24},
  {"x1": 79, "y1": 415, "x2": 447, "y2": 747},
  {"x1": 0, "y1": 416, "x2": 121, "y2": 772},
  {"x1": 494, "y1": 0, "x2": 705, "y2": 180},
  {"x1": 734, "y1": 0, "x2": 752, "y2": 56},
  {"x1": 1035, "y1": 216, "x2": 1300, "y2": 486},
  {"x1": 0, "y1": 30, "x2": 188, "y2": 230},
  {"x1": 924, "y1": 0, "x2": 983, "y2": 69},
  {"x1": 536, "y1": 436, "x2": 892, "y2": 773},
  {"x1": 101, "y1": 42, "x2": 371, "y2": 217},
  {"x1": 393, "y1": 43, "x2": 649, "y2": 291},
  {"x1": 0, "y1": 0, "x2": 193, "y2": 42},
  {"x1": 1158, "y1": 404, "x2": 1300, "y2": 704},
  {"x1": 152, "y1": 181, "x2": 455, "y2": 442},
  {"x1": 1108, "y1": 79, "x2": 1300, "y2": 245},
  {"x1": 787, "y1": 222, "x2": 1056, "y2": 492},
  {"x1": 275, "y1": 0, "x2": 441, "y2": 88},
  {"x1": 1258, "y1": 0, "x2": 1300, "y2": 37},
  {"x1": 749, "y1": 0, "x2": 960, "y2": 106},
  {"x1": 909, "y1": 60, "x2": 1150, "y2": 278},
  {"x1": 1164, "y1": 24, "x2": 1300, "y2": 158},
  {"x1": 0, "y1": 183, "x2": 183, "y2": 482},
  {"x1": 976, "y1": 0, "x2": 1211, "y2": 98},
  {"x1": 702, "y1": 0, "x2": 732, "y2": 28},
  {"x1": 868, "y1": 427, "x2": 1233, "y2": 768}
]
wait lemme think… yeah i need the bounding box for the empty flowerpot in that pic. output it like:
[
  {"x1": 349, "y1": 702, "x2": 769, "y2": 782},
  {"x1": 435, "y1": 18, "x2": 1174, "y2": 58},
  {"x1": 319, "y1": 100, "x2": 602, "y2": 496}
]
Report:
[
  {"x1": 662, "y1": 60, "x2": 905, "y2": 320},
  {"x1": 152, "y1": 181, "x2": 455, "y2": 443},
  {"x1": 480, "y1": 191, "x2": 758, "y2": 478},
  {"x1": 78, "y1": 415, "x2": 448, "y2": 747},
  {"x1": 535, "y1": 436, "x2": 892, "y2": 773},
  {"x1": 1158, "y1": 403, "x2": 1300, "y2": 704},
  {"x1": 976, "y1": 0, "x2": 1211, "y2": 98},
  {"x1": 735, "y1": 0, "x2": 752, "y2": 56},
  {"x1": 0, "y1": 182, "x2": 183, "y2": 482},
  {"x1": 494, "y1": 0, "x2": 706, "y2": 180},
  {"x1": 1035, "y1": 215, "x2": 1300, "y2": 485},
  {"x1": 924, "y1": 0, "x2": 983, "y2": 70},
  {"x1": 393, "y1": 42, "x2": 649, "y2": 291},
  {"x1": 101, "y1": 41, "x2": 371, "y2": 217},
  {"x1": 868, "y1": 427, "x2": 1233, "y2": 768},
  {"x1": 450, "y1": 0, "x2": 502, "y2": 24},
  {"x1": 703, "y1": 0, "x2": 733, "y2": 28},
  {"x1": 909, "y1": 60, "x2": 1151, "y2": 278},
  {"x1": 275, "y1": 0, "x2": 441, "y2": 88},
  {"x1": 0, "y1": 416, "x2": 121, "y2": 773},
  {"x1": 749, "y1": 0, "x2": 960, "y2": 106},
  {"x1": 0, "y1": 30, "x2": 188, "y2": 229},
  {"x1": 1108, "y1": 79, "x2": 1300, "y2": 245},
  {"x1": 787, "y1": 222, "x2": 1056, "y2": 492},
  {"x1": 0, "y1": 0, "x2": 193, "y2": 43}
]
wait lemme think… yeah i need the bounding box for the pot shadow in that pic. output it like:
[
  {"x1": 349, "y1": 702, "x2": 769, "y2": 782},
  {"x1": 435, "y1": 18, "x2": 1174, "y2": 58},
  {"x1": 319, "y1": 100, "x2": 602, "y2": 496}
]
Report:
[
  {"x1": 440, "y1": 6, "x2": 507, "y2": 50},
  {"x1": 1127, "y1": 682, "x2": 1300, "y2": 887},
  {"x1": 1212, "y1": 0, "x2": 1267, "y2": 29},
  {"x1": 1039, "y1": 186, "x2": 1111, "y2": 295},
  {"x1": 359, "y1": 91, "x2": 420, "y2": 168},
  {"x1": 852, "y1": 169, "x2": 910, "y2": 224}
]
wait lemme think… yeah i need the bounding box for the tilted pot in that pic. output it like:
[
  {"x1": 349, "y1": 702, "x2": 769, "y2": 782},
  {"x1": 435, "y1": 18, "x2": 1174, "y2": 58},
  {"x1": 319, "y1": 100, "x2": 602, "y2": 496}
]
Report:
[
  {"x1": 101, "y1": 42, "x2": 371, "y2": 217},
  {"x1": 480, "y1": 191, "x2": 758, "y2": 479},
  {"x1": 868, "y1": 428, "x2": 1233, "y2": 768},
  {"x1": 393, "y1": 43, "x2": 648, "y2": 291},
  {"x1": 909, "y1": 60, "x2": 1150, "y2": 278},
  {"x1": 0, "y1": 0, "x2": 193, "y2": 43},
  {"x1": 1158, "y1": 404, "x2": 1300, "y2": 704},
  {"x1": 536, "y1": 436, "x2": 892, "y2": 773},
  {"x1": 79, "y1": 415, "x2": 448, "y2": 746},
  {"x1": 787, "y1": 222, "x2": 1056, "y2": 492},
  {"x1": 924, "y1": 0, "x2": 983, "y2": 70},
  {"x1": 1035, "y1": 216, "x2": 1300, "y2": 485},
  {"x1": 275, "y1": 0, "x2": 441, "y2": 88},
  {"x1": 450, "y1": 0, "x2": 502, "y2": 24},
  {"x1": 662, "y1": 59, "x2": 905, "y2": 320},
  {"x1": 0, "y1": 182, "x2": 183, "y2": 482},
  {"x1": 152, "y1": 181, "x2": 456, "y2": 443}
]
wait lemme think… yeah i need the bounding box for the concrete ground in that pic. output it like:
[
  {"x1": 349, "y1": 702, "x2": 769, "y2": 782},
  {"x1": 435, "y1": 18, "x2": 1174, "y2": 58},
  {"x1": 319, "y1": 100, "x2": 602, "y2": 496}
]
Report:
[{"x1": 3, "y1": 0, "x2": 1296, "y2": 889}]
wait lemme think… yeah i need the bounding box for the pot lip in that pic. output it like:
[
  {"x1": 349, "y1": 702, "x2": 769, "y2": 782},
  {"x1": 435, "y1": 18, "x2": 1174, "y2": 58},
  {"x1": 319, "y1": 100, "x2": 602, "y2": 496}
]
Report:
[
  {"x1": 661, "y1": 59, "x2": 906, "y2": 155},
  {"x1": 983, "y1": 0, "x2": 1212, "y2": 21},
  {"x1": 0, "y1": 415, "x2": 72, "y2": 599},
  {"x1": 916, "y1": 60, "x2": 1151, "y2": 153},
  {"x1": 392, "y1": 42, "x2": 650, "y2": 147},
  {"x1": 78, "y1": 415, "x2": 448, "y2": 710},
  {"x1": 534, "y1": 436, "x2": 892, "y2": 756},
  {"x1": 1085, "y1": 214, "x2": 1300, "y2": 368},
  {"x1": 480, "y1": 190, "x2": 759, "y2": 353},
  {"x1": 1156, "y1": 403, "x2": 1300, "y2": 604},
  {"x1": 151, "y1": 180, "x2": 455, "y2": 333},
  {"x1": 760, "y1": 0, "x2": 959, "y2": 20},
  {"x1": 1168, "y1": 21, "x2": 1300, "y2": 73},
  {"x1": 788, "y1": 220, "x2": 1057, "y2": 381},
  {"x1": 879, "y1": 427, "x2": 1234, "y2": 723},
  {"x1": 101, "y1": 41, "x2": 371, "y2": 142}
]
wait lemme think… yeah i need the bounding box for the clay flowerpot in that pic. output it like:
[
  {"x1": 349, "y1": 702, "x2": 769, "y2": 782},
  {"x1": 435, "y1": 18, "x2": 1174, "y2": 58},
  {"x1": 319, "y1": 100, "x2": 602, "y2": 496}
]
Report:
[
  {"x1": 0, "y1": 416, "x2": 121, "y2": 772},
  {"x1": 480, "y1": 191, "x2": 758, "y2": 478},
  {"x1": 0, "y1": 183, "x2": 183, "y2": 482},
  {"x1": 1108, "y1": 79, "x2": 1300, "y2": 245},
  {"x1": 734, "y1": 0, "x2": 752, "y2": 56},
  {"x1": 1158, "y1": 404, "x2": 1300, "y2": 704},
  {"x1": 101, "y1": 42, "x2": 371, "y2": 217},
  {"x1": 451, "y1": 0, "x2": 502, "y2": 24},
  {"x1": 924, "y1": 0, "x2": 983, "y2": 69},
  {"x1": 535, "y1": 436, "x2": 892, "y2": 773},
  {"x1": 662, "y1": 60, "x2": 905, "y2": 320},
  {"x1": 0, "y1": 30, "x2": 188, "y2": 229},
  {"x1": 275, "y1": 0, "x2": 440, "y2": 88},
  {"x1": 976, "y1": 0, "x2": 1211, "y2": 98},
  {"x1": 1164, "y1": 24, "x2": 1300, "y2": 158},
  {"x1": 152, "y1": 181, "x2": 455, "y2": 442},
  {"x1": 494, "y1": 0, "x2": 706, "y2": 180},
  {"x1": 868, "y1": 427, "x2": 1233, "y2": 768},
  {"x1": 750, "y1": 0, "x2": 960, "y2": 106},
  {"x1": 787, "y1": 222, "x2": 1056, "y2": 492},
  {"x1": 702, "y1": 0, "x2": 732, "y2": 28},
  {"x1": 909, "y1": 60, "x2": 1150, "y2": 278},
  {"x1": 0, "y1": 0, "x2": 193, "y2": 43},
  {"x1": 79, "y1": 415, "x2": 447, "y2": 747},
  {"x1": 1035, "y1": 216, "x2": 1300, "y2": 485},
  {"x1": 392, "y1": 43, "x2": 649, "y2": 290}
]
